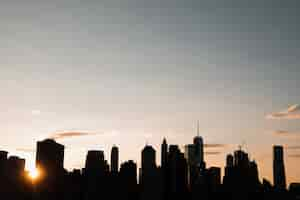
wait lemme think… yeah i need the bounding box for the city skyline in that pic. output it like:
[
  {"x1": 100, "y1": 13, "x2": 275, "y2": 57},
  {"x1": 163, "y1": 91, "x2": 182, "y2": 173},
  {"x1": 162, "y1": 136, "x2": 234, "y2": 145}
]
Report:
[
  {"x1": 2, "y1": 104, "x2": 300, "y2": 185},
  {"x1": 1, "y1": 131, "x2": 298, "y2": 186},
  {"x1": 0, "y1": 0, "x2": 300, "y2": 186},
  {"x1": 3, "y1": 137, "x2": 297, "y2": 200},
  {"x1": 0, "y1": 136, "x2": 295, "y2": 190}
]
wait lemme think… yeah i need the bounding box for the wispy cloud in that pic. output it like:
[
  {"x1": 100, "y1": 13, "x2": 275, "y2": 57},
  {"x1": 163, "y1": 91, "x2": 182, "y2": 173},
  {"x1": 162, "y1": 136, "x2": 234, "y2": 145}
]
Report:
[
  {"x1": 286, "y1": 145, "x2": 300, "y2": 150},
  {"x1": 288, "y1": 154, "x2": 300, "y2": 158},
  {"x1": 266, "y1": 104, "x2": 300, "y2": 119},
  {"x1": 203, "y1": 144, "x2": 227, "y2": 155},
  {"x1": 272, "y1": 130, "x2": 300, "y2": 138},
  {"x1": 205, "y1": 151, "x2": 222, "y2": 155},
  {"x1": 204, "y1": 144, "x2": 227, "y2": 148},
  {"x1": 49, "y1": 131, "x2": 103, "y2": 140},
  {"x1": 287, "y1": 104, "x2": 300, "y2": 113}
]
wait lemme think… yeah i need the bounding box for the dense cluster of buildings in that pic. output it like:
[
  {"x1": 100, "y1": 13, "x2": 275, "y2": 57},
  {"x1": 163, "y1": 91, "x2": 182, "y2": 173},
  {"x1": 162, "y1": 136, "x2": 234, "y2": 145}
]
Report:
[{"x1": 0, "y1": 132, "x2": 300, "y2": 200}]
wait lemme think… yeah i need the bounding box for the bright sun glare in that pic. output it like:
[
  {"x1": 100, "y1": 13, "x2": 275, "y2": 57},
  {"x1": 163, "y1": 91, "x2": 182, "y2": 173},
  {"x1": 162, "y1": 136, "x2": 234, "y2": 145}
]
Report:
[{"x1": 28, "y1": 168, "x2": 39, "y2": 180}]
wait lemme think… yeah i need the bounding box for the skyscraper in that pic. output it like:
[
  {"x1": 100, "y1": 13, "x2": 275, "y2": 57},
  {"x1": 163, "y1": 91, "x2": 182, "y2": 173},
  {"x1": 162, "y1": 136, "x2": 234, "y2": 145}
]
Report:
[
  {"x1": 84, "y1": 150, "x2": 110, "y2": 200},
  {"x1": 223, "y1": 148, "x2": 261, "y2": 194},
  {"x1": 85, "y1": 150, "x2": 107, "y2": 173},
  {"x1": 234, "y1": 149, "x2": 249, "y2": 168},
  {"x1": 273, "y1": 145, "x2": 286, "y2": 190},
  {"x1": 141, "y1": 145, "x2": 156, "y2": 174},
  {"x1": 36, "y1": 139, "x2": 65, "y2": 175},
  {"x1": 207, "y1": 167, "x2": 221, "y2": 192},
  {"x1": 226, "y1": 154, "x2": 234, "y2": 168},
  {"x1": 111, "y1": 145, "x2": 119, "y2": 174},
  {"x1": 140, "y1": 145, "x2": 162, "y2": 200},
  {"x1": 184, "y1": 144, "x2": 195, "y2": 166},
  {"x1": 193, "y1": 121, "x2": 204, "y2": 169},
  {"x1": 120, "y1": 160, "x2": 137, "y2": 185},
  {"x1": 35, "y1": 139, "x2": 65, "y2": 200},
  {"x1": 161, "y1": 138, "x2": 168, "y2": 169},
  {"x1": 224, "y1": 154, "x2": 234, "y2": 185},
  {"x1": 168, "y1": 145, "x2": 188, "y2": 197},
  {"x1": 120, "y1": 160, "x2": 138, "y2": 200},
  {"x1": 184, "y1": 144, "x2": 196, "y2": 186}
]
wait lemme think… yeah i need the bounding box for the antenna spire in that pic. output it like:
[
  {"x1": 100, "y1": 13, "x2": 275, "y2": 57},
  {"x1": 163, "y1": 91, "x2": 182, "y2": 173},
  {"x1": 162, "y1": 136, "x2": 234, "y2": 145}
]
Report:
[{"x1": 197, "y1": 120, "x2": 200, "y2": 137}]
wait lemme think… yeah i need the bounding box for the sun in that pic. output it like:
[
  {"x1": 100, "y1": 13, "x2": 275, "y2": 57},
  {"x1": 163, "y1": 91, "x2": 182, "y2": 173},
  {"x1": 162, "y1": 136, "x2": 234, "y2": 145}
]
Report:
[{"x1": 28, "y1": 168, "x2": 40, "y2": 180}]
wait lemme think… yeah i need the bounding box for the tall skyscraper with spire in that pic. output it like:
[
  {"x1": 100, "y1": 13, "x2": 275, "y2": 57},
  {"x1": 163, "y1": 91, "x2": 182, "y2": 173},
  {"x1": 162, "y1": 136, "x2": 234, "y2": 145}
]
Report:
[
  {"x1": 111, "y1": 145, "x2": 119, "y2": 174},
  {"x1": 161, "y1": 138, "x2": 168, "y2": 169},
  {"x1": 273, "y1": 145, "x2": 286, "y2": 190},
  {"x1": 193, "y1": 121, "x2": 204, "y2": 169}
]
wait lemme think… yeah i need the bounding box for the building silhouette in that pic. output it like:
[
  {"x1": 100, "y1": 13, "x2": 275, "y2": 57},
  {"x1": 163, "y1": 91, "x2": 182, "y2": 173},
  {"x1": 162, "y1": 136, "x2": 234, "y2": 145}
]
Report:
[
  {"x1": 1, "y1": 155, "x2": 29, "y2": 200},
  {"x1": 120, "y1": 160, "x2": 138, "y2": 200},
  {"x1": 83, "y1": 150, "x2": 110, "y2": 200},
  {"x1": 0, "y1": 151, "x2": 8, "y2": 174},
  {"x1": 185, "y1": 124, "x2": 206, "y2": 190},
  {"x1": 184, "y1": 144, "x2": 196, "y2": 187},
  {"x1": 223, "y1": 147, "x2": 261, "y2": 200},
  {"x1": 111, "y1": 145, "x2": 119, "y2": 174},
  {"x1": 36, "y1": 139, "x2": 65, "y2": 175},
  {"x1": 168, "y1": 145, "x2": 188, "y2": 199},
  {"x1": 161, "y1": 138, "x2": 168, "y2": 169},
  {"x1": 193, "y1": 121, "x2": 204, "y2": 170},
  {"x1": 206, "y1": 167, "x2": 221, "y2": 192},
  {"x1": 35, "y1": 139, "x2": 66, "y2": 200},
  {"x1": 140, "y1": 145, "x2": 163, "y2": 200},
  {"x1": 7, "y1": 156, "x2": 25, "y2": 176},
  {"x1": 0, "y1": 136, "x2": 299, "y2": 200},
  {"x1": 273, "y1": 145, "x2": 287, "y2": 191},
  {"x1": 85, "y1": 150, "x2": 106, "y2": 172},
  {"x1": 141, "y1": 145, "x2": 156, "y2": 174}
]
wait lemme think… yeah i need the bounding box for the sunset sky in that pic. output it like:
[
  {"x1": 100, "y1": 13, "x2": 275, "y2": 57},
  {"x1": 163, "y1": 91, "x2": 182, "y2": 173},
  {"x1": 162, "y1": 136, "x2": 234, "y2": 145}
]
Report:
[{"x1": 0, "y1": 0, "x2": 300, "y2": 184}]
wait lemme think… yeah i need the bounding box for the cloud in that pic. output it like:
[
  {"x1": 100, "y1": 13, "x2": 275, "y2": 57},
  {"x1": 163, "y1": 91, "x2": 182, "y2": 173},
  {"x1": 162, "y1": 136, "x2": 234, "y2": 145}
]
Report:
[
  {"x1": 288, "y1": 154, "x2": 300, "y2": 158},
  {"x1": 286, "y1": 145, "x2": 300, "y2": 150},
  {"x1": 204, "y1": 144, "x2": 227, "y2": 148},
  {"x1": 49, "y1": 131, "x2": 103, "y2": 140},
  {"x1": 205, "y1": 151, "x2": 222, "y2": 155},
  {"x1": 204, "y1": 144, "x2": 227, "y2": 155},
  {"x1": 266, "y1": 104, "x2": 300, "y2": 119},
  {"x1": 272, "y1": 130, "x2": 300, "y2": 138},
  {"x1": 287, "y1": 104, "x2": 300, "y2": 113}
]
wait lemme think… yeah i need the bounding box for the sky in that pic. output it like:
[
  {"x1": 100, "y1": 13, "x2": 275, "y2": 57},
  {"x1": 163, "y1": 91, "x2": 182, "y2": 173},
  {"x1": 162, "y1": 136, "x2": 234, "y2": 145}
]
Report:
[{"x1": 0, "y1": 0, "x2": 300, "y2": 184}]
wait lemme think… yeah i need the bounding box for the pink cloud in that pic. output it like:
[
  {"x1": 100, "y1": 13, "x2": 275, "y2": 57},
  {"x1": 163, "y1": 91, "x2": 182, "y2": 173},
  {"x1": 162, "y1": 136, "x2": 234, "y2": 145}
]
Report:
[
  {"x1": 204, "y1": 151, "x2": 222, "y2": 155},
  {"x1": 266, "y1": 104, "x2": 300, "y2": 119},
  {"x1": 288, "y1": 154, "x2": 300, "y2": 158},
  {"x1": 204, "y1": 144, "x2": 227, "y2": 148},
  {"x1": 49, "y1": 131, "x2": 102, "y2": 140},
  {"x1": 287, "y1": 145, "x2": 300, "y2": 150},
  {"x1": 272, "y1": 130, "x2": 300, "y2": 138}
]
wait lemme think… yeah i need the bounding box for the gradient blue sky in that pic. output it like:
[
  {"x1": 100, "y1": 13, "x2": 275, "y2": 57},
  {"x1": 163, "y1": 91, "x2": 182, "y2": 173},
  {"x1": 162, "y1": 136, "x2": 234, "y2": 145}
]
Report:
[{"x1": 0, "y1": 0, "x2": 300, "y2": 184}]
